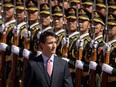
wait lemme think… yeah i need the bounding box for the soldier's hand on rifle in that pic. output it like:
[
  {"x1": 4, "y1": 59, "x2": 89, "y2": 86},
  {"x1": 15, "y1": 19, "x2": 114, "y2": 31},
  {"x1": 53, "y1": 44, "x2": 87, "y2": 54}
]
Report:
[
  {"x1": 62, "y1": 57, "x2": 69, "y2": 62},
  {"x1": 75, "y1": 60, "x2": 84, "y2": 70},
  {"x1": 24, "y1": 30, "x2": 31, "y2": 38},
  {"x1": 23, "y1": 48, "x2": 31, "y2": 59},
  {"x1": 37, "y1": 31, "x2": 42, "y2": 40},
  {"x1": 103, "y1": 43, "x2": 111, "y2": 52},
  {"x1": 0, "y1": 42, "x2": 8, "y2": 51},
  {"x1": 0, "y1": 24, "x2": 5, "y2": 32},
  {"x1": 61, "y1": 37, "x2": 69, "y2": 46},
  {"x1": 11, "y1": 45, "x2": 20, "y2": 55},
  {"x1": 102, "y1": 63, "x2": 113, "y2": 74},
  {"x1": 90, "y1": 40, "x2": 94, "y2": 48},
  {"x1": 12, "y1": 26, "x2": 20, "y2": 35},
  {"x1": 89, "y1": 61, "x2": 98, "y2": 70}
]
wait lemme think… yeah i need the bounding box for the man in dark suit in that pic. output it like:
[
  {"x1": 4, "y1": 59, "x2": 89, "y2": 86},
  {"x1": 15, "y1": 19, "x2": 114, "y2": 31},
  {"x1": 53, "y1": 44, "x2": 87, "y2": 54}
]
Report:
[{"x1": 23, "y1": 31, "x2": 73, "y2": 87}]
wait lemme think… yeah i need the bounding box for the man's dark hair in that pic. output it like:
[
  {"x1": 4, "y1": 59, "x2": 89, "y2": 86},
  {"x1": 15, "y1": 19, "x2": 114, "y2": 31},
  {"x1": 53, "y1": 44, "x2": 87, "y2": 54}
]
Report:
[{"x1": 39, "y1": 31, "x2": 57, "y2": 44}]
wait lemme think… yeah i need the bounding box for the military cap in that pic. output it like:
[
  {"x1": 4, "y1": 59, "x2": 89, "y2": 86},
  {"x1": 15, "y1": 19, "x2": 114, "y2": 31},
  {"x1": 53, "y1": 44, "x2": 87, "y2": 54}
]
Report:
[
  {"x1": 78, "y1": 8, "x2": 91, "y2": 21},
  {"x1": 108, "y1": 0, "x2": 116, "y2": 10},
  {"x1": 16, "y1": 0, "x2": 25, "y2": 10},
  {"x1": 93, "y1": 11, "x2": 105, "y2": 25},
  {"x1": 96, "y1": 0, "x2": 106, "y2": 8},
  {"x1": 40, "y1": 3, "x2": 50, "y2": 14},
  {"x1": 66, "y1": 8, "x2": 77, "y2": 19},
  {"x1": 58, "y1": 0, "x2": 69, "y2": 3},
  {"x1": 82, "y1": 0, "x2": 93, "y2": 6},
  {"x1": 4, "y1": 0, "x2": 14, "y2": 8},
  {"x1": 0, "y1": 0, "x2": 1, "y2": 6},
  {"x1": 52, "y1": 5, "x2": 65, "y2": 17},
  {"x1": 108, "y1": 14, "x2": 116, "y2": 26},
  {"x1": 71, "y1": 0, "x2": 80, "y2": 3},
  {"x1": 26, "y1": 0, "x2": 38, "y2": 11}
]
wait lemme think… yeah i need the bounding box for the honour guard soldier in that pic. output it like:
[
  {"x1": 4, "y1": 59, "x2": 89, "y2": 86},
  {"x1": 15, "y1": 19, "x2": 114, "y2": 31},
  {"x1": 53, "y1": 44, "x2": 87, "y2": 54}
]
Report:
[
  {"x1": 96, "y1": 0, "x2": 106, "y2": 16},
  {"x1": 70, "y1": 0, "x2": 81, "y2": 9},
  {"x1": 61, "y1": 7, "x2": 80, "y2": 85},
  {"x1": 0, "y1": 1, "x2": 2, "y2": 25},
  {"x1": 0, "y1": 0, "x2": 16, "y2": 86},
  {"x1": 75, "y1": 8, "x2": 92, "y2": 87},
  {"x1": 52, "y1": 5, "x2": 66, "y2": 57},
  {"x1": 82, "y1": 0, "x2": 93, "y2": 13},
  {"x1": 108, "y1": 0, "x2": 116, "y2": 16},
  {"x1": 102, "y1": 14, "x2": 116, "y2": 87},
  {"x1": 89, "y1": 11, "x2": 106, "y2": 87},
  {"x1": 58, "y1": 0, "x2": 69, "y2": 10}
]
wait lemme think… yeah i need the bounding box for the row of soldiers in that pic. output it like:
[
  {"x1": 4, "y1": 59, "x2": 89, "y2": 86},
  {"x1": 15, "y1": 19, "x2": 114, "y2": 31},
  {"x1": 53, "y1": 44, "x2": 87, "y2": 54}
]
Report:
[{"x1": 0, "y1": 0, "x2": 116, "y2": 87}]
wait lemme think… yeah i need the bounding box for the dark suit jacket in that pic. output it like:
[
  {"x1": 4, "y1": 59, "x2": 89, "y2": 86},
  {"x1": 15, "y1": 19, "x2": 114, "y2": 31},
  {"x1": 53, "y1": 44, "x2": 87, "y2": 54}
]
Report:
[{"x1": 24, "y1": 54, "x2": 73, "y2": 87}]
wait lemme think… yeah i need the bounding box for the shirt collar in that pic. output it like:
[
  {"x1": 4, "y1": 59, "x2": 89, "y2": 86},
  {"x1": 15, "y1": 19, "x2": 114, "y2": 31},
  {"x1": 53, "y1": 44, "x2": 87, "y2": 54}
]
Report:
[{"x1": 42, "y1": 53, "x2": 54, "y2": 63}]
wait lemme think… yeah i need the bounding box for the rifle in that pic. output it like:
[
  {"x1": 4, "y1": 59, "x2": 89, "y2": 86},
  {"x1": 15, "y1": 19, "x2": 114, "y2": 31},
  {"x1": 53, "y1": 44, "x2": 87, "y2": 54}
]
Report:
[
  {"x1": 0, "y1": 1, "x2": 6, "y2": 86},
  {"x1": 89, "y1": 1, "x2": 96, "y2": 87},
  {"x1": 20, "y1": 33, "x2": 30, "y2": 87},
  {"x1": 62, "y1": 0, "x2": 68, "y2": 58},
  {"x1": 75, "y1": 40, "x2": 83, "y2": 87},
  {"x1": 19, "y1": 0, "x2": 30, "y2": 87},
  {"x1": 75, "y1": 1, "x2": 82, "y2": 87},
  {"x1": 101, "y1": 0, "x2": 109, "y2": 87}
]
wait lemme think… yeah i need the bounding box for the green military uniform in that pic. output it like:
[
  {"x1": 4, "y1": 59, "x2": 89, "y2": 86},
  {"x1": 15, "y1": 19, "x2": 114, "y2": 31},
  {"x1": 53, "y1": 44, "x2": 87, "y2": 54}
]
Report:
[
  {"x1": 78, "y1": 8, "x2": 92, "y2": 87},
  {"x1": 107, "y1": 15, "x2": 116, "y2": 87},
  {"x1": 25, "y1": 0, "x2": 40, "y2": 52},
  {"x1": 61, "y1": 7, "x2": 80, "y2": 85},
  {"x1": 52, "y1": 5, "x2": 65, "y2": 56}
]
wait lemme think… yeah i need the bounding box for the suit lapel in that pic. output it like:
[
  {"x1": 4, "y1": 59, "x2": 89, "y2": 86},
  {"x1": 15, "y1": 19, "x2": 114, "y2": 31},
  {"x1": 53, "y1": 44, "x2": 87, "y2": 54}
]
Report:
[{"x1": 36, "y1": 55, "x2": 51, "y2": 86}]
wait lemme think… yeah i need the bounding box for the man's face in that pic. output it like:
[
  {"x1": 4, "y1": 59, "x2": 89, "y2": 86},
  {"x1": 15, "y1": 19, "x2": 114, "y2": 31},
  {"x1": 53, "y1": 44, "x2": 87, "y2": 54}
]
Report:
[
  {"x1": 53, "y1": 16, "x2": 63, "y2": 29},
  {"x1": 16, "y1": 9, "x2": 25, "y2": 22},
  {"x1": 41, "y1": 13, "x2": 50, "y2": 27},
  {"x1": 67, "y1": 18, "x2": 77, "y2": 32},
  {"x1": 108, "y1": 26, "x2": 116, "y2": 38},
  {"x1": 41, "y1": 36, "x2": 57, "y2": 55},
  {"x1": 4, "y1": 7, "x2": 14, "y2": 19},
  {"x1": 79, "y1": 19, "x2": 90, "y2": 32},
  {"x1": 96, "y1": 6, "x2": 106, "y2": 16},
  {"x1": 94, "y1": 22, "x2": 103, "y2": 34},
  {"x1": 28, "y1": 10, "x2": 38, "y2": 22}
]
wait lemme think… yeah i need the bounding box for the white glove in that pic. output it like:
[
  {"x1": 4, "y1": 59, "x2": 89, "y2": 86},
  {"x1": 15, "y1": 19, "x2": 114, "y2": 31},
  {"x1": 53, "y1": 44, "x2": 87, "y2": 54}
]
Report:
[
  {"x1": 90, "y1": 40, "x2": 94, "y2": 48},
  {"x1": 36, "y1": 51, "x2": 42, "y2": 57},
  {"x1": 76, "y1": 39, "x2": 80, "y2": 47},
  {"x1": 11, "y1": 45, "x2": 20, "y2": 55},
  {"x1": 62, "y1": 57, "x2": 69, "y2": 62},
  {"x1": 93, "y1": 41, "x2": 98, "y2": 49},
  {"x1": 24, "y1": 30, "x2": 31, "y2": 38},
  {"x1": 61, "y1": 37, "x2": 69, "y2": 46},
  {"x1": 75, "y1": 60, "x2": 84, "y2": 70},
  {"x1": 103, "y1": 43, "x2": 111, "y2": 53},
  {"x1": 102, "y1": 63, "x2": 113, "y2": 74},
  {"x1": 23, "y1": 49, "x2": 31, "y2": 59},
  {"x1": 89, "y1": 61, "x2": 98, "y2": 70},
  {"x1": 0, "y1": 24, "x2": 5, "y2": 32},
  {"x1": 0, "y1": 43, "x2": 8, "y2": 51},
  {"x1": 37, "y1": 31, "x2": 41, "y2": 39},
  {"x1": 12, "y1": 26, "x2": 20, "y2": 35}
]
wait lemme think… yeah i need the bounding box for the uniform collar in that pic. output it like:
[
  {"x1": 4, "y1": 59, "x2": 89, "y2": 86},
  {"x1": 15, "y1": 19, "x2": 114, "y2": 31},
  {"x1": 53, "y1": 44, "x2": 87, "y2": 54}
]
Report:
[
  {"x1": 30, "y1": 22, "x2": 39, "y2": 29},
  {"x1": 80, "y1": 33, "x2": 89, "y2": 39},
  {"x1": 5, "y1": 20, "x2": 16, "y2": 27},
  {"x1": 68, "y1": 31, "x2": 79, "y2": 38},
  {"x1": 95, "y1": 35, "x2": 103, "y2": 41},
  {"x1": 17, "y1": 22, "x2": 27, "y2": 29},
  {"x1": 108, "y1": 40, "x2": 116, "y2": 45},
  {"x1": 42, "y1": 26, "x2": 52, "y2": 33},
  {"x1": 55, "y1": 29, "x2": 65, "y2": 35}
]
